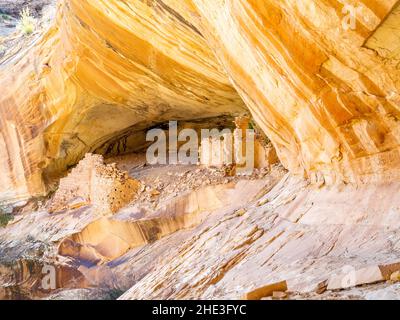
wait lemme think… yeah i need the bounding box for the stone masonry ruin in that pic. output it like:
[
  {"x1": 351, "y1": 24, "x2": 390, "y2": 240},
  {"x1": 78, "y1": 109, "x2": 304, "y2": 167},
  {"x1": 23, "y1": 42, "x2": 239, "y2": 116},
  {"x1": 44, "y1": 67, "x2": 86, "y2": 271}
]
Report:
[{"x1": 48, "y1": 154, "x2": 141, "y2": 215}]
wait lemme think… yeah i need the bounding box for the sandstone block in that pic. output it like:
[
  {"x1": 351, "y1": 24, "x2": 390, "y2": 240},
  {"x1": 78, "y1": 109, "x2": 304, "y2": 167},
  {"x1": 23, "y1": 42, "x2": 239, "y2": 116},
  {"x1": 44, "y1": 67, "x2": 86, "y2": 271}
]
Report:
[
  {"x1": 272, "y1": 291, "x2": 287, "y2": 299},
  {"x1": 327, "y1": 262, "x2": 400, "y2": 291},
  {"x1": 390, "y1": 271, "x2": 400, "y2": 282},
  {"x1": 242, "y1": 280, "x2": 287, "y2": 300}
]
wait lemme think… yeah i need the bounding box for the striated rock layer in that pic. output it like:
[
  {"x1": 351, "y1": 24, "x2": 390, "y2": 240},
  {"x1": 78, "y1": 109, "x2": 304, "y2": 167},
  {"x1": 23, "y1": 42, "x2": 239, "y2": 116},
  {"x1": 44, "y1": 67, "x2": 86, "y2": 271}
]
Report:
[
  {"x1": 0, "y1": 0, "x2": 246, "y2": 200},
  {"x1": 0, "y1": 159, "x2": 282, "y2": 299},
  {"x1": 179, "y1": 0, "x2": 400, "y2": 183},
  {"x1": 5, "y1": 163, "x2": 400, "y2": 300},
  {"x1": 1, "y1": 0, "x2": 400, "y2": 200}
]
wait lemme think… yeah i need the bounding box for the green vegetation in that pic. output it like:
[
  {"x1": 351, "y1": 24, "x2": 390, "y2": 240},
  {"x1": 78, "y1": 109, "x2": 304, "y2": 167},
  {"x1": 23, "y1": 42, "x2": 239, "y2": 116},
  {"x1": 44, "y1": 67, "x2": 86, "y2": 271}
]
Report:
[
  {"x1": 0, "y1": 13, "x2": 12, "y2": 21},
  {"x1": 106, "y1": 288, "x2": 125, "y2": 300},
  {"x1": 17, "y1": 7, "x2": 36, "y2": 35},
  {"x1": 0, "y1": 212, "x2": 13, "y2": 227},
  {"x1": 0, "y1": 202, "x2": 13, "y2": 227}
]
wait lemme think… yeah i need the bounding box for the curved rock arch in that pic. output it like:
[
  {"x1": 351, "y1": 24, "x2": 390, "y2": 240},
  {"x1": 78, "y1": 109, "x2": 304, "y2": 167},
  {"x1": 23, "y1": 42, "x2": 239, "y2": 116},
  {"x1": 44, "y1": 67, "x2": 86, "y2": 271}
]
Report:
[{"x1": 1, "y1": 0, "x2": 400, "y2": 200}]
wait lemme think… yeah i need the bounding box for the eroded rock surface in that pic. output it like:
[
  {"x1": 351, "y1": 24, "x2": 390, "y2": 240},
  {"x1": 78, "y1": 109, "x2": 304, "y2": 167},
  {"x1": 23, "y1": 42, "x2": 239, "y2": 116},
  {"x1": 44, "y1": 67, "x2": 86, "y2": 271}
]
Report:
[
  {"x1": 120, "y1": 174, "x2": 400, "y2": 300},
  {"x1": 0, "y1": 154, "x2": 284, "y2": 299},
  {"x1": 2, "y1": 0, "x2": 400, "y2": 301},
  {"x1": 182, "y1": 0, "x2": 400, "y2": 184},
  {"x1": 2, "y1": 156, "x2": 400, "y2": 300},
  {"x1": 1, "y1": 1, "x2": 400, "y2": 200},
  {"x1": 0, "y1": 0, "x2": 246, "y2": 201}
]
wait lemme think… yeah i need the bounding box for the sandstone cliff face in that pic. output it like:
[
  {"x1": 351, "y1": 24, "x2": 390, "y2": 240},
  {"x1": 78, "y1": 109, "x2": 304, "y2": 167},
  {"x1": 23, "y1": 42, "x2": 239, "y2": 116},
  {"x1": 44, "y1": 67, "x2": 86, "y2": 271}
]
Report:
[
  {"x1": 0, "y1": 0, "x2": 245, "y2": 200},
  {"x1": 1, "y1": 0, "x2": 400, "y2": 200},
  {"x1": 179, "y1": 0, "x2": 400, "y2": 183}
]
